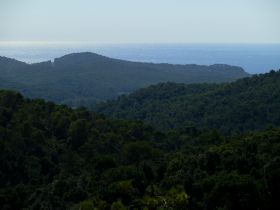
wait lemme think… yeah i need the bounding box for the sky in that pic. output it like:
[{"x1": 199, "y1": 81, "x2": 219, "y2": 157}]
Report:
[{"x1": 0, "y1": 0, "x2": 280, "y2": 44}]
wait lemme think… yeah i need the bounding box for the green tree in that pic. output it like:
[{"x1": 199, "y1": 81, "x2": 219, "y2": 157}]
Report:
[
  {"x1": 80, "y1": 200, "x2": 94, "y2": 210},
  {"x1": 111, "y1": 200, "x2": 126, "y2": 210}
]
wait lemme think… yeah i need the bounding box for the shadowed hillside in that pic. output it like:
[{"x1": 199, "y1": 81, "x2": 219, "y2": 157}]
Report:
[
  {"x1": 95, "y1": 70, "x2": 280, "y2": 133},
  {"x1": 0, "y1": 52, "x2": 249, "y2": 107},
  {"x1": 0, "y1": 90, "x2": 279, "y2": 209}
]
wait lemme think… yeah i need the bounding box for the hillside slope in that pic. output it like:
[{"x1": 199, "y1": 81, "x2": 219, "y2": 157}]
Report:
[
  {"x1": 95, "y1": 70, "x2": 280, "y2": 133},
  {"x1": 0, "y1": 90, "x2": 279, "y2": 210},
  {"x1": 0, "y1": 52, "x2": 249, "y2": 106}
]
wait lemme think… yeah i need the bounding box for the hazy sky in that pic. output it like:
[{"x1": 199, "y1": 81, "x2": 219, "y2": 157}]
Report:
[{"x1": 0, "y1": 0, "x2": 280, "y2": 43}]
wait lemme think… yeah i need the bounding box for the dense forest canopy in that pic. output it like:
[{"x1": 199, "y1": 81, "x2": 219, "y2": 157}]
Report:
[
  {"x1": 0, "y1": 90, "x2": 279, "y2": 210},
  {"x1": 95, "y1": 70, "x2": 280, "y2": 133},
  {"x1": 0, "y1": 54, "x2": 279, "y2": 210},
  {"x1": 0, "y1": 52, "x2": 249, "y2": 107}
]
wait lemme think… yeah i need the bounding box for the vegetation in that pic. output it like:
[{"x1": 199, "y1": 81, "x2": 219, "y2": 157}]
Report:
[
  {"x1": 95, "y1": 70, "x2": 280, "y2": 133},
  {"x1": 0, "y1": 53, "x2": 249, "y2": 107},
  {"x1": 0, "y1": 90, "x2": 279, "y2": 209}
]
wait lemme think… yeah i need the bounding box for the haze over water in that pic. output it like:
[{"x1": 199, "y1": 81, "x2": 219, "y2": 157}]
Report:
[{"x1": 0, "y1": 42, "x2": 280, "y2": 74}]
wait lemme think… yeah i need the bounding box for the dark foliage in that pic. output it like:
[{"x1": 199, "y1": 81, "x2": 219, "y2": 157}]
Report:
[
  {"x1": 95, "y1": 70, "x2": 280, "y2": 133},
  {"x1": 0, "y1": 90, "x2": 279, "y2": 209}
]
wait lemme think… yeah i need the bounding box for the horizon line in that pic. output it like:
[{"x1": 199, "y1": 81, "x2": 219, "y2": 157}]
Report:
[{"x1": 1, "y1": 41, "x2": 280, "y2": 45}]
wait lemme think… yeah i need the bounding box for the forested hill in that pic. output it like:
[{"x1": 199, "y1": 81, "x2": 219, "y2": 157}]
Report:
[
  {"x1": 95, "y1": 70, "x2": 280, "y2": 133},
  {"x1": 0, "y1": 90, "x2": 279, "y2": 210},
  {"x1": 0, "y1": 52, "x2": 249, "y2": 107}
]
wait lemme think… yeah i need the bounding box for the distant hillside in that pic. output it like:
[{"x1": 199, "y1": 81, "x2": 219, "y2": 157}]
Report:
[
  {"x1": 0, "y1": 52, "x2": 249, "y2": 106},
  {"x1": 95, "y1": 70, "x2": 280, "y2": 133}
]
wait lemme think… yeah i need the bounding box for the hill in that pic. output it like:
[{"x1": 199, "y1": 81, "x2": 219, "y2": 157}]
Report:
[
  {"x1": 0, "y1": 90, "x2": 279, "y2": 210},
  {"x1": 0, "y1": 53, "x2": 249, "y2": 107},
  {"x1": 95, "y1": 70, "x2": 280, "y2": 133}
]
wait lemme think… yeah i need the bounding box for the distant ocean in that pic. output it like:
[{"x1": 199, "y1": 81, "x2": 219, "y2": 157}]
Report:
[{"x1": 0, "y1": 43, "x2": 280, "y2": 74}]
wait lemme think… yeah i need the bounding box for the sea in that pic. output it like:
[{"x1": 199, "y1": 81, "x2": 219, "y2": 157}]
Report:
[{"x1": 0, "y1": 42, "x2": 280, "y2": 74}]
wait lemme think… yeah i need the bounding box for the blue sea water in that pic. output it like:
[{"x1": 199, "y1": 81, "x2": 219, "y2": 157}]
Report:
[{"x1": 0, "y1": 43, "x2": 280, "y2": 74}]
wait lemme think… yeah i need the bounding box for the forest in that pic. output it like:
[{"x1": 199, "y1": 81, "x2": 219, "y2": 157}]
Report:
[
  {"x1": 95, "y1": 70, "x2": 280, "y2": 133},
  {"x1": 1, "y1": 0, "x2": 279, "y2": 209},
  {"x1": 0, "y1": 53, "x2": 249, "y2": 107},
  {"x1": 0, "y1": 89, "x2": 279, "y2": 210}
]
